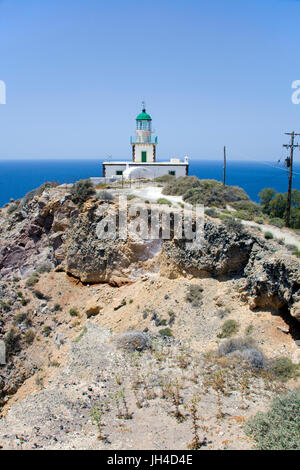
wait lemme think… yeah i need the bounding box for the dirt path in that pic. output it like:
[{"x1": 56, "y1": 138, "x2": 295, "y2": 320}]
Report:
[
  {"x1": 243, "y1": 220, "x2": 300, "y2": 248},
  {"x1": 129, "y1": 186, "x2": 183, "y2": 204}
]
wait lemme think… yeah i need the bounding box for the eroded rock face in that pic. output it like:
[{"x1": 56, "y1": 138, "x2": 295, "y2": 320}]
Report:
[
  {"x1": 0, "y1": 186, "x2": 75, "y2": 278},
  {"x1": 244, "y1": 250, "x2": 300, "y2": 316},
  {"x1": 162, "y1": 222, "x2": 300, "y2": 318},
  {"x1": 65, "y1": 210, "x2": 133, "y2": 283},
  {"x1": 162, "y1": 222, "x2": 258, "y2": 277}
]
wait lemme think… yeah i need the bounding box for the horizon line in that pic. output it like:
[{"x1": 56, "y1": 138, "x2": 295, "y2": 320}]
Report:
[{"x1": 0, "y1": 157, "x2": 289, "y2": 163}]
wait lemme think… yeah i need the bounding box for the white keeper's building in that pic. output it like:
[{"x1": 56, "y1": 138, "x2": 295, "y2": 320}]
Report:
[{"x1": 102, "y1": 105, "x2": 189, "y2": 180}]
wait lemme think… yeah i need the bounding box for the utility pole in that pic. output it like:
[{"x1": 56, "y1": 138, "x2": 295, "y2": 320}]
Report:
[
  {"x1": 283, "y1": 132, "x2": 300, "y2": 227},
  {"x1": 223, "y1": 146, "x2": 226, "y2": 186}
]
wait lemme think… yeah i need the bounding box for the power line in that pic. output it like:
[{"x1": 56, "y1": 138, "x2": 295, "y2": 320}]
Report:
[
  {"x1": 259, "y1": 161, "x2": 300, "y2": 176},
  {"x1": 223, "y1": 146, "x2": 226, "y2": 186},
  {"x1": 283, "y1": 132, "x2": 300, "y2": 227}
]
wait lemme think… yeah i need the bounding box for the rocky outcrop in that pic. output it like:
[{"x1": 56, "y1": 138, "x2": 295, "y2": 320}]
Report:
[
  {"x1": 163, "y1": 222, "x2": 300, "y2": 318},
  {"x1": 64, "y1": 209, "x2": 131, "y2": 283},
  {"x1": 162, "y1": 222, "x2": 259, "y2": 277},
  {"x1": 244, "y1": 248, "x2": 300, "y2": 318},
  {"x1": 0, "y1": 185, "x2": 74, "y2": 278},
  {"x1": 1, "y1": 184, "x2": 300, "y2": 321}
]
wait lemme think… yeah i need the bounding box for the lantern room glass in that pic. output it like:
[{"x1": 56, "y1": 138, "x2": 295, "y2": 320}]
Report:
[{"x1": 136, "y1": 120, "x2": 151, "y2": 131}]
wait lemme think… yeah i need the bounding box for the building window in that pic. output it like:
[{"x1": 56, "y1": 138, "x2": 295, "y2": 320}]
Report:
[
  {"x1": 169, "y1": 170, "x2": 176, "y2": 176},
  {"x1": 116, "y1": 170, "x2": 123, "y2": 175}
]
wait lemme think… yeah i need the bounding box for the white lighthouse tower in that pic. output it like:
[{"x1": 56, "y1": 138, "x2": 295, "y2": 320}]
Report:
[
  {"x1": 101, "y1": 103, "x2": 189, "y2": 180},
  {"x1": 131, "y1": 103, "x2": 157, "y2": 163}
]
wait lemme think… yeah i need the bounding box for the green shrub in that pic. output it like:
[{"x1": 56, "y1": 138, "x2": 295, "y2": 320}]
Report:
[
  {"x1": 245, "y1": 324, "x2": 254, "y2": 335},
  {"x1": 162, "y1": 176, "x2": 201, "y2": 196},
  {"x1": 70, "y1": 179, "x2": 96, "y2": 207},
  {"x1": 259, "y1": 187, "x2": 300, "y2": 229},
  {"x1": 1, "y1": 299, "x2": 12, "y2": 312},
  {"x1": 53, "y1": 303, "x2": 62, "y2": 311},
  {"x1": 5, "y1": 327, "x2": 20, "y2": 356},
  {"x1": 33, "y1": 290, "x2": 50, "y2": 300},
  {"x1": 42, "y1": 325, "x2": 52, "y2": 337},
  {"x1": 159, "y1": 328, "x2": 173, "y2": 337},
  {"x1": 7, "y1": 202, "x2": 19, "y2": 214},
  {"x1": 24, "y1": 329, "x2": 35, "y2": 344},
  {"x1": 205, "y1": 208, "x2": 218, "y2": 218},
  {"x1": 270, "y1": 356, "x2": 299, "y2": 382},
  {"x1": 269, "y1": 217, "x2": 284, "y2": 228},
  {"x1": 181, "y1": 180, "x2": 249, "y2": 208},
  {"x1": 50, "y1": 360, "x2": 60, "y2": 367},
  {"x1": 154, "y1": 174, "x2": 175, "y2": 183},
  {"x1": 36, "y1": 263, "x2": 52, "y2": 274},
  {"x1": 264, "y1": 231, "x2": 274, "y2": 240},
  {"x1": 26, "y1": 276, "x2": 39, "y2": 287},
  {"x1": 69, "y1": 307, "x2": 79, "y2": 317},
  {"x1": 218, "y1": 336, "x2": 256, "y2": 356},
  {"x1": 218, "y1": 213, "x2": 231, "y2": 221},
  {"x1": 74, "y1": 326, "x2": 87, "y2": 343},
  {"x1": 13, "y1": 312, "x2": 30, "y2": 326},
  {"x1": 223, "y1": 217, "x2": 243, "y2": 232},
  {"x1": 157, "y1": 198, "x2": 172, "y2": 206},
  {"x1": 294, "y1": 247, "x2": 300, "y2": 258},
  {"x1": 23, "y1": 189, "x2": 37, "y2": 205},
  {"x1": 162, "y1": 177, "x2": 249, "y2": 207},
  {"x1": 254, "y1": 217, "x2": 264, "y2": 224},
  {"x1": 231, "y1": 200, "x2": 263, "y2": 216},
  {"x1": 184, "y1": 186, "x2": 225, "y2": 208},
  {"x1": 127, "y1": 194, "x2": 136, "y2": 200},
  {"x1": 233, "y1": 210, "x2": 254, "y2": 221},
  {"x1": 185, "y1": 284, "x2": 204, "y2": 307},
  {"x1": 217, "y1": 319, "x2": 239, "y2": 338},
  {"x1": 245, "y1": 388, "x2": 300, "y2": 449}
]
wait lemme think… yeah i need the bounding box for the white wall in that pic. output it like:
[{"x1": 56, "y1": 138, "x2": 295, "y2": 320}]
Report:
[
  {"x1": 133, "y1": 144, "x2": 156, "y2": 162},
  {"x1": 103, "y1": 163, "x2": 188, "y2": 179}
]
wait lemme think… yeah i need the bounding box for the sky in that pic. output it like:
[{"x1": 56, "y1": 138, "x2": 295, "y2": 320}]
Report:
[{"x1": 0, "y1": 0, "x2": 300, "y2": 161}]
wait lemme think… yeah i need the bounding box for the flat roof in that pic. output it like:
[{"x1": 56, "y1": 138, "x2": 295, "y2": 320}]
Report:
[{"x1": 102, "y1": 161, "x2": 188, "y2": 165}]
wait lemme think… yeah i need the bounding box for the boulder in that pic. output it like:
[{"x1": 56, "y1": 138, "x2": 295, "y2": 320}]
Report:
[
  {"x1": 115, "y1": 331, "x2": 150, "y2": 352},
  {"x1": 85, "y1": 300, "x2": 103, "y2": 318}
]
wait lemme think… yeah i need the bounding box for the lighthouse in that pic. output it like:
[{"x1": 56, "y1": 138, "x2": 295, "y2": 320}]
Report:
[
  {"x1": 101, "y1": 103, "x2": 189, "y2": 180},
  {"x1": 131, "y1": 104, "x2": 158, "y2": 163}
]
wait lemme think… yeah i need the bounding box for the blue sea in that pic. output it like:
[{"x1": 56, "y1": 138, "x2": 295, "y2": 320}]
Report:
[{"x1": 0, "y1": 159, "x2": 299, "y2": 207}]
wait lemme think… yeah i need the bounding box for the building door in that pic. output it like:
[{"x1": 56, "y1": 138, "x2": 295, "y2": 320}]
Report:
[{"x1": 141, "y1": 151, "x2": 147, "y2": 162}]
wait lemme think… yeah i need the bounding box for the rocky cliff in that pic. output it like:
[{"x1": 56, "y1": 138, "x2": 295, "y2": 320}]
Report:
[
  {"x1": 0, "y1": 182, "x2": 300, "y2": 449},
  {"x1": 1, "y1": 183, "x2": 300, "y2": 318}
]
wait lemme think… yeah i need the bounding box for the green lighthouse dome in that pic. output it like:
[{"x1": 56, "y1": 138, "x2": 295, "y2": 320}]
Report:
[{"x1": 136, "y1": 108, "x2": 152, "y2": 121}]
